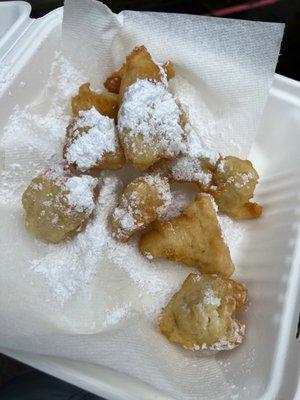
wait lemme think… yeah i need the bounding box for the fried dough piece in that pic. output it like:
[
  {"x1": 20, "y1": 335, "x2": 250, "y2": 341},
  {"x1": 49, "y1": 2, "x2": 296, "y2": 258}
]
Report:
[
  {"x1": 72, "y1": 83, "x2": 119, "y2": 120},
  {"x1": 104, "y1": 59, "x2": 175, "y2": 94},
  {"x1": 159, "y1": 273, "x2": 248, "y2": 351},
  {"x1": 118, "y1": 79, "x2": 187, "y2": 171},
  {"x1": 140, "y1": 194, "x2": 234, "y2": 276},
  {"x1": 211, "y1": 156, "x2": 262, "y2": 219},
  {"x1": 111, "y1": 174, "x2": 171, "y2": 242},
  {"x1": 63, "y1": 107, "x2": 125, "y2": 173},
  {"x1": 117, "y1": 46, "x2": 186, "y2": 171},
  {"x1": 22, "y1": 167, "x2": 98, "y2": 243}
]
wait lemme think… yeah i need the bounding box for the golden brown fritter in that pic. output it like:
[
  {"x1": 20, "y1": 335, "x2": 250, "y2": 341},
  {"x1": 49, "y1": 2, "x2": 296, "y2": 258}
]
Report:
[
  {"x1": 211, "y1": 156, "x2": 262, "y2": 219},
  {"x1": 111, "y1": 174, "x2": 171, "y2": 242},
  {"x1": 140, "y1": 193, "x2": 234, "y2": 276},
  {"x1": 22, "y1": 168, "x2": 98, "y2": 243},
  {"x1": 117, "y1": 47, "x2": 186, "y2": 172},
  {"x1": 63, "y1": 107, "x2": 125, "y2": 173},
  {"x1": 104, "y1": 58, "x2": 175, "y2": 95},
  {"x1": 72, "y1": 83, "x2": 119, "y2": 120},
  {"x1": 118, "y1": 46, "x2": 162, "y2": 100},
  {"x1": 159, "y1": 273, "x2": 248, "y2": 351}
]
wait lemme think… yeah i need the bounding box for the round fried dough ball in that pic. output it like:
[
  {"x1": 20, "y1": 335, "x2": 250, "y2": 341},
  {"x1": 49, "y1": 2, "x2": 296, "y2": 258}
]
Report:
[
  {"x1": 22, "y1": 167, "x2": 98, "y2": 243},
  {"x1": 159, "y1": 273, "x2": 248, "y2": 351}
]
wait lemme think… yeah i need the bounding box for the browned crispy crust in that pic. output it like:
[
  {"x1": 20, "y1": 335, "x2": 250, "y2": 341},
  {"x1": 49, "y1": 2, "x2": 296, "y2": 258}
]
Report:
[{"x1": 72, "y1": 83, "x2": 119, "y2": 120}]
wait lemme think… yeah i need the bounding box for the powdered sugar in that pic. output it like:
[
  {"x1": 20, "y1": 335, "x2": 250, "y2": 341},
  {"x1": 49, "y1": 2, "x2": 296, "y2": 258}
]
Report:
[
  {"x1": 233, "y1": 172, "x2": 254, "y2": 188},
  {"x1": 187, "y1": 128, "x2": 219, "y2": 164},
  {"x1": 65, "y1": 175, "x2": 97, "y2": 214},
  {"x1": 171, "y1": 156, "x2": 212, "y2": 188},
  {"x1": 153, "y1": 59, "x2": 168, "y2": 87},
  {"x1": 218, "y1": 214, "x2": 244, "y2": 250},
  {"x1": 203, "y1": 287, "x2": 221, "y2": 307},
  {"x1": 217, "y1": 159, "x2": 226, "y2": 173},
  {"x1": 0, "y1": 53, "x2": 87, "y2": 206},
  {"x1": 66, "y1": 107, "x2": 117, "y2": 170},
  {"x1": 30, "y1": 177, "x2": 111, "y2": 303},
  {"x1": 143, "y1": 174, "x2": 172, "y2": 218},
  {"x1": 118, "y1": 79, "x2": 186, "y2": 157},
  {"x1": 170, "y1": 126, "x2": 219, "y2": 187},
  {"x1": 103, "y1": 304, "x2": 132, "y2": 327},
  {"x1": 209, "y1": 321, "x2": 245, "y2": 351},
  {"x1": 161, "y1": 189, "x2": 192, "y2": 220},
  {"x1": 217, "y1": 159, "x2": 255, "y2": 189}
]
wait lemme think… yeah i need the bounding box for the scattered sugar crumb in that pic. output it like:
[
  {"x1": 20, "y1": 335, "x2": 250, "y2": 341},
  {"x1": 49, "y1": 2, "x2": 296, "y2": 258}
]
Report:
[{"x1": 218, "y1": 214, "x2": 245, "y2": 250}]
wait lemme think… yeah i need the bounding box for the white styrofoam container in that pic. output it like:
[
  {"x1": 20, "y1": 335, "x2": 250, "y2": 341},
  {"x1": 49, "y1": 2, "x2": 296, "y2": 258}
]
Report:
[{"x1": 0, "y1": 2, "x2": 299, "y2": 400}]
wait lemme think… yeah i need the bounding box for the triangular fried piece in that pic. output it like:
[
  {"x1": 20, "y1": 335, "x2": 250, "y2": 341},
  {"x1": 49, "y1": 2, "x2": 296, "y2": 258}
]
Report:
[{"x1": 140, "y1": 194, "x2": 234, "y2": 277}]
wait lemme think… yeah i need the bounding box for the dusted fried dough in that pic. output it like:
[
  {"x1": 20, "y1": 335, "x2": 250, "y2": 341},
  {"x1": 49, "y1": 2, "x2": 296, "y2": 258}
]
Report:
[
  {"x1": 140, "y1": 194, "x2": 234, "y2": 276},
  {"x1": 104, "y1": 59, "x2": 175, "y2": 94},
  {"x1": 118, "y1": 104, "x2": 186, "y2": 172},
  {"x1": 111, "y1": 174, "x2": 171, "y2": 242},
  {"x1": 159, "y1": 273, "x2": 248, "y2": 351},
  {"x1": 118, "y1": 46, "x2": 162, "y2": 99},
  {"x1": 117, "y1": 46, "x2": 186, "y2": 172},
  {"x1": 72, "y1": 83, "x2": 119, "y2": 120},
  {"x1": 118, "y1": 46, "x2": 187, "y2": 171},
  {"x1": 22, "y1": 169, "x2": 98, "y2": 243},
  {"x1": 64, "y1": 107, "x2": 125, "y2": 173},
  {"x1": 211, "y1": 156, "x2": 262, "y2": 219}
]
